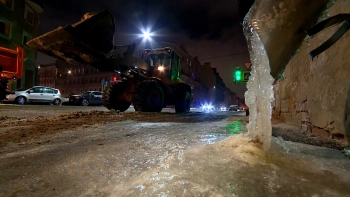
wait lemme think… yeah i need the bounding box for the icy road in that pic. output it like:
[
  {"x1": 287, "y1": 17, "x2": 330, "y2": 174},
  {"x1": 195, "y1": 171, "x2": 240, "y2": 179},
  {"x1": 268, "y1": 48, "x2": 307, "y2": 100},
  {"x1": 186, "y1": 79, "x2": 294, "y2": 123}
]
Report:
[{"x1": 0, "y1": 105, "x2": 349, "y2": 196}]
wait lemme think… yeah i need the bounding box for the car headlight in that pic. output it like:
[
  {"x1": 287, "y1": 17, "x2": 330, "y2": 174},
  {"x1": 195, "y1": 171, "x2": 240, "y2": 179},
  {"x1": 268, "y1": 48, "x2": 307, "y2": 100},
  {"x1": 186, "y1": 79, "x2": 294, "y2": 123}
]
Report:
[{"x1": 202, "y1": 104, "x2": 213, "y2": 110}]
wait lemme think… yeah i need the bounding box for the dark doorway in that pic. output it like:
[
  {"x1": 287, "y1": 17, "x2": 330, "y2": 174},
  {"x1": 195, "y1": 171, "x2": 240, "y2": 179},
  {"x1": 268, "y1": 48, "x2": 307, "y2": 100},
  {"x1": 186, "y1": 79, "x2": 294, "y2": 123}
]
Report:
[{"x1": 25, "y1": 70, "x2": 34, "y2": 88}]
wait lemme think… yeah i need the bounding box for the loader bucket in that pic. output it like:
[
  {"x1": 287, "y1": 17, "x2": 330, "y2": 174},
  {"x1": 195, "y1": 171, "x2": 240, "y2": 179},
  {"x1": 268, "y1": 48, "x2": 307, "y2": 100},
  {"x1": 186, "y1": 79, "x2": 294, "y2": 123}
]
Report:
[
  {"x1": 27, "y1": 9, "x2": 115, "y2": 65},
  {"x1": 242, "y1": 0, "x2": 330, "y2": 79}
]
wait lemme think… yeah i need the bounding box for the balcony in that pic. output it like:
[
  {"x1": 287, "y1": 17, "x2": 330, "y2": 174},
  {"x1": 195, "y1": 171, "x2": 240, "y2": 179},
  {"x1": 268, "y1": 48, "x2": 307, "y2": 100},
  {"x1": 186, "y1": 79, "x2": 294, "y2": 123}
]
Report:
[{"x1": 25, "y1": 0, "x2": 43, "y2": 13}]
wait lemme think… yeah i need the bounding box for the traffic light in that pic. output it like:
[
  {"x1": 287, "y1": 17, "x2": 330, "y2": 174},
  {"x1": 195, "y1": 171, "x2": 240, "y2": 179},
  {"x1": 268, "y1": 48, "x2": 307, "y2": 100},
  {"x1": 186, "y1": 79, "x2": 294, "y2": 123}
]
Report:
[
  {"x1": 234, "y1": 67, "x2": 242, "y2": 82},
  {"x1": 112, "y1": 76, "x2": 117, "y2": 82}
]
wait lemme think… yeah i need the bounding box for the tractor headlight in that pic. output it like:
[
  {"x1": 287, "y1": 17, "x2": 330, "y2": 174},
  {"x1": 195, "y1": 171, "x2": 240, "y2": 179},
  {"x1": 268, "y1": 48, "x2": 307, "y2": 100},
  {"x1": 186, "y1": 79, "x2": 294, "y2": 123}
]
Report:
[{"x1": 158, "y1": 65, "x2": 164, "y2": 71}]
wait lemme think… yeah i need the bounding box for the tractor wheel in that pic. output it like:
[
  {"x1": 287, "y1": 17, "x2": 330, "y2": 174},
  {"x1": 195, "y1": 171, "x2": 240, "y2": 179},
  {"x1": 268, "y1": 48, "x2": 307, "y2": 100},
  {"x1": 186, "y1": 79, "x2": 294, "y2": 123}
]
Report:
[
  {"x1": 132, "y1": 80, "x2": 164, "y2": 112},
  {"x1": 0, "y1": 82, "x2": 7, "y2": 100},
  {"x1": 175, "y1": 89, "x2": 191, "y2": 113},
  {"x1": 103, "y1": 80, "x2": 131, "y2": 112},
  {"x1": 0, "y1": 89, "x2": 5, "y2": 100}
]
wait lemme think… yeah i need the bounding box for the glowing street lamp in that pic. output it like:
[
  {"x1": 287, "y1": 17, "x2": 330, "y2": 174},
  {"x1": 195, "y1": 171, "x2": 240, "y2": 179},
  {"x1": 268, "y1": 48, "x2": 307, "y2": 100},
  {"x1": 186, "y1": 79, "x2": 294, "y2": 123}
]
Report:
[
  {"x1": 68, "y1": 70, "x2": 71, "y2": 74},
  {"x1": 143, "y1": 31, "x2": 151, "y2": 39}
]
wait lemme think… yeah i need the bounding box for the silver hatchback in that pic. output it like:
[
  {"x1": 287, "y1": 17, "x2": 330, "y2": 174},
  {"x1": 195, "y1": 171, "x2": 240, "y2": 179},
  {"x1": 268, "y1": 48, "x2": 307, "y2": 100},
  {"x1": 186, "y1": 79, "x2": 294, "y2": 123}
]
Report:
[{"x1": 6, "y1": 86, "x2": 64, "y2": 105}]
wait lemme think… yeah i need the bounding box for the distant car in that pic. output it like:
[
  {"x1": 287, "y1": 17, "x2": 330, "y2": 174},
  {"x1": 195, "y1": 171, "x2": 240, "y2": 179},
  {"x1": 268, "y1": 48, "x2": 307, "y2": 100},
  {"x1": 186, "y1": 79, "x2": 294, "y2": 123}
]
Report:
[
  {"x1": 220, "y1": 106, "x2": 227, "y2": 111},
  {"x1": 229, "y1": 105, "x2": 238, "y2": 111},
  {"x1": 69, "y1": 91, "x2": 103, "y2": 106},
  {"x1": 201, "y1": 104, "x2": 214, "y2": 112},
  {"x1": 5, "y1": 86, "x2": 64, "y2": 105}
]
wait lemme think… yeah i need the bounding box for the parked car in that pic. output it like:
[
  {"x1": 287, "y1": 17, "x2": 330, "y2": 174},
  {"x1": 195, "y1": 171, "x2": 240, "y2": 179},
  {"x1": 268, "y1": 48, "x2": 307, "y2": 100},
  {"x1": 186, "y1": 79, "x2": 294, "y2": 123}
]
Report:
[
  {"x1": 5, "y1": 86, "x2": 64, "y2": 105},
  {"x1": 69, "y1": 91, "x2": 103, "y2": 106}
]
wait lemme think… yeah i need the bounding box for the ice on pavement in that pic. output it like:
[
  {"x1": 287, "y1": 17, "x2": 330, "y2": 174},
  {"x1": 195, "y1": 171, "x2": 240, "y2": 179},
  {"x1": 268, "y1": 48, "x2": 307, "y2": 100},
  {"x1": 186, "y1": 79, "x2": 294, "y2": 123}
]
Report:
[
  {"x1": 0, "y1": 115, "x2": 349, "y2": 196},
  {"x1": 101, "y1": 135, "x2": 350, "y2": 197}
]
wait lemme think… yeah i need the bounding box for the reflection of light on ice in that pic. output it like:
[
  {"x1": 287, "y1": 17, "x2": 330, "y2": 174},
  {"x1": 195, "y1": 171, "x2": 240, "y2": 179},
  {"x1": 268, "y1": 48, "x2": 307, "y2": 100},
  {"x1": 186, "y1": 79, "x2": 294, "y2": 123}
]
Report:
[
  {"x1": 133, "y1": 172, "x2": 176, "y2": 195},
  {"x1": 199, "y1": 133, "x2": 229, "y2": 144},
  {"x1": 199, "y1": 134, "x2": 218, "y2": 144},
  {"x1": 135, "y1": 184, "x2": 145, "y2": 192}
]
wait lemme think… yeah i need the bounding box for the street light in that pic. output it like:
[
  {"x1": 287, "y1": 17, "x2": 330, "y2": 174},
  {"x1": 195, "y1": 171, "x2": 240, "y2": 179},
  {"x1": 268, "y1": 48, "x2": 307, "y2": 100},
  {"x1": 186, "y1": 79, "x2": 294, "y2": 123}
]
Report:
[
  {"x1": 68, "y1": 70, "x2": 71, "y2": 74},
  {"x1": 143, "y1": 31, "x2": 151, "y2": 39}
]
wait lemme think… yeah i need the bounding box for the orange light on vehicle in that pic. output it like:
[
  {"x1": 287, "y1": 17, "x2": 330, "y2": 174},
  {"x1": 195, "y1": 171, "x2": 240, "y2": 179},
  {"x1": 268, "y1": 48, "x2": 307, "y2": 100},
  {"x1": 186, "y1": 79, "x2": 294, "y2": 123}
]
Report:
[{"x1": 158, "y1": 65, "x2": 164, "y2": 71}]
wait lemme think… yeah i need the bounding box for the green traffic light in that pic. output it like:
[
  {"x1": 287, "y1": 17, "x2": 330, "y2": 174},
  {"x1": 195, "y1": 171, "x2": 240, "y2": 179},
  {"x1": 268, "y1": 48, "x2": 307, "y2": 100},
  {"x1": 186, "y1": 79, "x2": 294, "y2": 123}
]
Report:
[{"x1": 235, "y1": 69, "x2": 242, "y2": 81}]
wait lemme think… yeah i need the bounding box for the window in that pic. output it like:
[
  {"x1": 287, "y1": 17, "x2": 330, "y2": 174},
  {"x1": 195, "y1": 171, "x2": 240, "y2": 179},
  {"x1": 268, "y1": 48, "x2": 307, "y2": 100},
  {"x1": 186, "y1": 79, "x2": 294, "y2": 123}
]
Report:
[
  {"x1": 22, "y1": 31, "x2": 32, "y2": 46},
  {"x1": 24, "y1": 4, "x2": 34, "y2": 25},
  {"x1": 0, "y1": 19, "x2": 11, "y2": 38},
  {"x1": 29, "y1": 87, "x2": 43, "y2": 93},
  {"x1": 43, "y1": 88, "x2": 54, "y2": 94},
  {"x1": 0, "y1": 0, "x2": 13, "y2": 9},
  {"x1": 92, "y1": 92, "x2": 102, "y2": 96}
]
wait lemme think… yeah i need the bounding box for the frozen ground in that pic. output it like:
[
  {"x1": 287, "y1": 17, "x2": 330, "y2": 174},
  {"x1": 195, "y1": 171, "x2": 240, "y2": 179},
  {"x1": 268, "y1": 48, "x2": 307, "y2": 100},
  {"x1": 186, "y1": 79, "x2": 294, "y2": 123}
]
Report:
[{"x1": 0, "y1": 105, "x2": 349, "y2": 196}]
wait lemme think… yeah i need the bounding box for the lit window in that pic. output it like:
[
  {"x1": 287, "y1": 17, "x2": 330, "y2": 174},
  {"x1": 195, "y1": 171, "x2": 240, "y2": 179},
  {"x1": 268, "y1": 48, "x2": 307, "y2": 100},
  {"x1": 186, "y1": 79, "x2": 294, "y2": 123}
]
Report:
[
  {"x1": 22, "y1": 31, "x2": 32, "y2": 46},
  {"x1": 0, "y1": 0, "x2": 13, "y2": 9},
  {"x1": 0, "y1": 19, "x2": 11, "y2": 38},
  {"x1": 24, "y1": 4, "x2": 34, "y2": 25}
]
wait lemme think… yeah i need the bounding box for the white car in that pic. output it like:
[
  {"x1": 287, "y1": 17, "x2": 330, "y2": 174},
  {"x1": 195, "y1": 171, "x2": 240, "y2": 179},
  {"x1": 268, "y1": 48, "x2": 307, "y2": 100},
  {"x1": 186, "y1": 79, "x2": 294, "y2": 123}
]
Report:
[{"x1": 6, "y1": 86, "x2": 64, "y2": 105}]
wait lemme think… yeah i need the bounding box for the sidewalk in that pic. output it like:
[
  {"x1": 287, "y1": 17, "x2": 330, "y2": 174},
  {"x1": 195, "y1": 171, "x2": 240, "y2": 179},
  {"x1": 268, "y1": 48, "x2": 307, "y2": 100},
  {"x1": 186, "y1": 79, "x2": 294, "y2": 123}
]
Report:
[{"x1": 271, "y1": 121, "x2": 345, "y2": 150}]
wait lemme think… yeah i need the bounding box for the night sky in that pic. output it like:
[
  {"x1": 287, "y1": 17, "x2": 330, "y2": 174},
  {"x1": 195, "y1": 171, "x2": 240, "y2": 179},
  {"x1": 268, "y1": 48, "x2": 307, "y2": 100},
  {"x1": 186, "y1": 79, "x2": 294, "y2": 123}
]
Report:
[{"x1": 37, "y1": 0, "x2": 251, "y2": 97}]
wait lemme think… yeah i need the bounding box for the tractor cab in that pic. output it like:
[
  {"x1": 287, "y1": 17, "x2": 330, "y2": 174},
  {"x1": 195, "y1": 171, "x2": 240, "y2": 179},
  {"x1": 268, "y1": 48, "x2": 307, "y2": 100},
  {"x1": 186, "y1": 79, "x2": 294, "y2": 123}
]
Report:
[{"x1": 142, "y1": 47, "x2": 181, "y2": 85}]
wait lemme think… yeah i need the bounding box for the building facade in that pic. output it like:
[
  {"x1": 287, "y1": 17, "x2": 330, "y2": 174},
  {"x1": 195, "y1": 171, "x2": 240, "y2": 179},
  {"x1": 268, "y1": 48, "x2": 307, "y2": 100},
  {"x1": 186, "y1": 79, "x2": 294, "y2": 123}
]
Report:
[
  {"x1": 38, "y1": 63, "x2": 56, "y2": 88},
  {"x1": 224, "y1": 87, "x2": 237, "y2": 108},
  {"x1": 38, "y1": 60, "x2": 120, "y2": 97},
  {"x1": 212, "y1": 68, "x2": 226, "y2": 108},
  {"x1": 200, "y1": 62, "x2": 216, "y2": 105},
  {"x1": 0, "y1": 0, "x2": 43, "y2": 89}
]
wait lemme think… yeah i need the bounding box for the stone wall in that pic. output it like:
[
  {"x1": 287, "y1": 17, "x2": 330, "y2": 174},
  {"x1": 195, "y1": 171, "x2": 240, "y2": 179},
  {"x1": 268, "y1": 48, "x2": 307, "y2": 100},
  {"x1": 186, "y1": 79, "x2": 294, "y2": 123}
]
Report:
[{"x1": 272, "y1": 0, "x2": 350, "y2": 146}]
